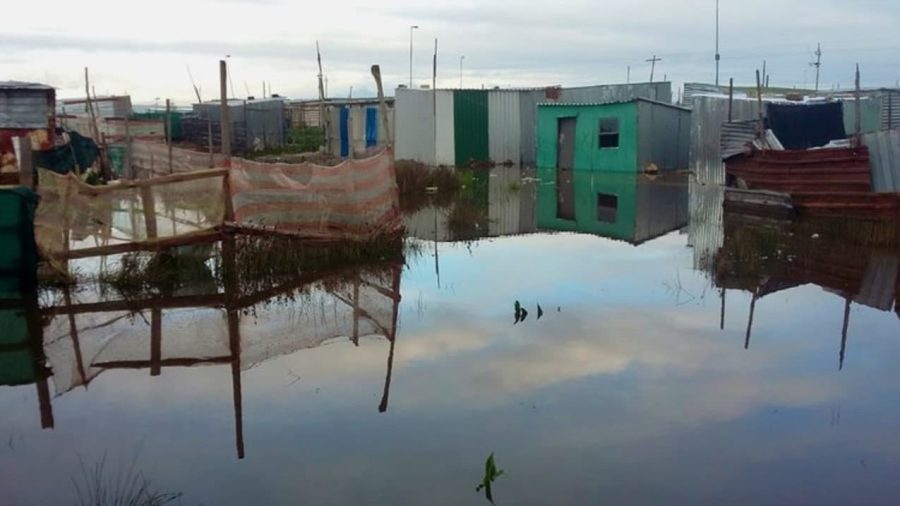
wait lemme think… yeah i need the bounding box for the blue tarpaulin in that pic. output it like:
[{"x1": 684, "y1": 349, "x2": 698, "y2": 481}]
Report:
[
  {"x1": 365, "y1": 108, "x2": 378, "y2": 148},
  {"x1": 339, "y1": 107, "x2": 350, "y2": 157}
]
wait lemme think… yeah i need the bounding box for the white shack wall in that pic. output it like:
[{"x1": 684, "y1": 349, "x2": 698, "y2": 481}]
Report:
[
  {"x1": 435, "y1": 91, "x2": 456, "y2": 166},
  {"x1": 488, "y1": 91, "x2": 521, "y2": 165},
  {"x1": 395, "y1": 89, "x2": 436, "y2": 164}
]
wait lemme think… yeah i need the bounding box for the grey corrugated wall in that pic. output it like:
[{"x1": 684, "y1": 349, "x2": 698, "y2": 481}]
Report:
[
  {"x1": 862, "y1": 130, "x2": 900, "y2": 192},
  {"x1": 690, "y1": 96, "x2": 762, "y2": 184},
  {"x1": 0, "y1": 90, "x2": 52, "y2": 129},
  {"x1": 637, "y1": 101, "x2": 691, "y2": 171}
]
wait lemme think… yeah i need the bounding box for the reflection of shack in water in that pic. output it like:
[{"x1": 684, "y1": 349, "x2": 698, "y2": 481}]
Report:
[
  {"x1": 1, "y1": 238, "x2": 403, "y2": 460},
  {"x1": 403, "y1": 166, "x2": 538, "y2": 242},
  {"x1": 536, "y1": 169, "x2": 689, "y2": 245},
  {"x1": 713, "y1": 210, "x2": 900, "y2": 366}
]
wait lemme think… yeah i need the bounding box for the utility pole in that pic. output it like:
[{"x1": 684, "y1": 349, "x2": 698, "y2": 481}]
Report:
[
  {"x1": 646, "y1": 55, "x2": 662, "y2": 83},
  {"x1": 627, "y1": 65, "x2": 631, "y2": 84},
  {"x1": 409, "y1": 25, "x2": 419, "y2": 87},
  {"x1": 459, "y1": 55, "x2": 465, "y2": 88},
  {"x1": 715, "y1": 0, "x2": 720, "y2": 86},
  {"x1": 810, "y1": 43, "x2": 822, "y2": 92}
]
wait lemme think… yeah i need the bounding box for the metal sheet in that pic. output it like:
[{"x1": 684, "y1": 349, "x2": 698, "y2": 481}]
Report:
[
  {"x1": 881, "y1": 90, "x2": 900, "y2": 131},
  {"x1": 488, "y1": 91, "x2": 521, "y2": 165},
  {"x1": 394, "y1": 88, "x2": 435, "y2": 164},
  {"x1": 727, "y1": 147, "x2": 872, "y2": 193},
  {"x1": 453, "y1": 90, "x2": 489, "y2": 165},
  {"x1": 434, "y1": 91, "x2": 455, "y2": 166},
  {"x1": 863, "y1": 130, "x2": 900, "y2": 192},
  {"x1": 0, "y1": 90, "x2": 53, "y2": 129},
  {"x1": 690, "y1": 96, "x2": 762, "y2": 184},
  {"x1": 637, "y1": 100, "x2": 691, "y2": 171},
  {"x1": 687, "y1": 178, "x2": 724, "y2": 272}
]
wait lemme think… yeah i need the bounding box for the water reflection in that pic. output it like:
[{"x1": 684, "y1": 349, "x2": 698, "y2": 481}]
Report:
[
  {"x1": 707, "y1": 198, "x2": 900, "y2": 367},
  {"x1": 2, "y1": 166, "x2": 900, "y2": 504},
  {"x1": 1, "y1": 237, "x2": 403, "y2": 460},
  {"x1": 537, "y1": 168, "x2": 689, "y2": 244}
]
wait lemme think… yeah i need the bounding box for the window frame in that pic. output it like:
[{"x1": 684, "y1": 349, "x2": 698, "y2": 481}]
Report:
[{"x1": 597, "y1": 117, "x2": 620, "y2": 149}]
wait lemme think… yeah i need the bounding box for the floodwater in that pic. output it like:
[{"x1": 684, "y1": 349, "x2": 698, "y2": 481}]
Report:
[{"x1": 2, "y1": 168, "x2": 900, "y2": 505}]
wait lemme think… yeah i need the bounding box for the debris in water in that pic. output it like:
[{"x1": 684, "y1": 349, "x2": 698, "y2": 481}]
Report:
[
  {"x1": 476, "y1": 453, "x2": 504, "y2": 504},
  {"x1": 537, "y1": 304, "x2": 544, "y2": 320}
]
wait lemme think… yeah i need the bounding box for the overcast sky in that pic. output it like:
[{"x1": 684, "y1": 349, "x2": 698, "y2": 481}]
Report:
[{"x1": 3, "y1": 0, "x2": 898, "y2": 105}]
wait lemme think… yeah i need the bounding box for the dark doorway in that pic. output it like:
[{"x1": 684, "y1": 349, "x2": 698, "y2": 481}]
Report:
[{"x1": 556, "y1": 117, "x2": 576, "y2": 170}]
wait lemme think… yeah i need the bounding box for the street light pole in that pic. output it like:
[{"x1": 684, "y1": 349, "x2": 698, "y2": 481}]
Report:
[
  {"x1": 715, "y1": 0, "x2": 721, "y2": 86},
  {"x1": 459, "y1": 55, "x2": 465, "y2": 88},
  {"x1": 409, "y1": 25, "x2": 419, "y2": 88}
]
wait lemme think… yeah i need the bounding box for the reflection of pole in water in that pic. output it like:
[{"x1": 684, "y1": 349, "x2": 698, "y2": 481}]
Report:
[
  {"x1": 27, "y1": 291, "x2": 54, "y2": 429},
  {"x1": 839, "y1": 297, "x2": 851, "y2": 371},
  {"x1": 223, "y1": 235, "x2": 245, "y2": 459},
  {"x1": 434, "y1": 205, "x2": 441, "y2": 289},
  {"x1": 379, "y1": 265, "x2": 403, "y2": 413},
  {"x1": 719, "y1": 287, "x2": 726, "y2": 330},
  {"x1": 745, "y1": 288, "x2": 758, "y2": 350},
  {"x1": 150, "y1": 308, "x2": 162, "y2": 376}
]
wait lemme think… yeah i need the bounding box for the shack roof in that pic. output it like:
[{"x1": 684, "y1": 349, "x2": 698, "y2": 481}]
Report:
[
  {"x1": 537, "y1": 97, "x2": 691, "y2": 112},
  {"x1": 0, "y1": 81, "x2": 54, "y2": 91},
  {"x1": 61, "y1": 95, "x2": 129, "y2": 104}
]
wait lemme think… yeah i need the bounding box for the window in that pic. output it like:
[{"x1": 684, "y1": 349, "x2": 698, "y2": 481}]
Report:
[
  {"x1": 598, "y1": 117, "x2": 620, "y2": 149},
  {"x1": 597, "y1": 193, "x2": 618, "y2": 223}
]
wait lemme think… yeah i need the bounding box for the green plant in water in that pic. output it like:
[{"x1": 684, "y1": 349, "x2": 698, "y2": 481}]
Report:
[{"x1": 475, "y1": 453, "x2": 504, "y2": 504}]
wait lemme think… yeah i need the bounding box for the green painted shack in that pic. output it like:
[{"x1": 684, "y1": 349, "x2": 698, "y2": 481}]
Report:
[
  {"x1": 0, "y1": 186, "x2": 41, "y2": 388},
  {"x1": 536, "y1": 98, "x2": 691, "y2": 172},
  {"x1": 536, "y1": 168, "x2": 688, "y2": 244}
]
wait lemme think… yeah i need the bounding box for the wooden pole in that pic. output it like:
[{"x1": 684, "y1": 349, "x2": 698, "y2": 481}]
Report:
[
  {"x1": 124, "y1": 115, "x2": 133, "y2": 179},
  {"x1": 84, "y1": 67, "x2": 107, "y2": 179},
  {"x1": 854, "y1": 64, "x2": 862, "y2": 147},
  {"x1": 728, "y1": 78, "x2": 734, "y2": 123},
  {"x1": 13, "y1": 136, "x2": 33, "y2": 189},
  {"x1": 220, "y1": 60, "x2": 232, "y2": 162},
  {"x1": 165, "y1": 99, "x2": 173, "y2": 173},
  {"x1": 207, "y1": 114, "x2": 214, "y2": 168},
  {"x1": 316, "y1": 41, "x2": 329, "y2": 154},
  {"x1": 755, "y1": 69, "x2": 764, "y2": 139},
  {"x1": 141, "y1": 186, "x2": 158, "y2": 239},
  {"x1": 371, "y1": 65, "x2": 392, "y2": 147}
]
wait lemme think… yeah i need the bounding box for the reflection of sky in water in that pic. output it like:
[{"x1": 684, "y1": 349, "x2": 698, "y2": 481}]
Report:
[{"x1": 2, "y1": 230, "x2": 900, "y2": 505}]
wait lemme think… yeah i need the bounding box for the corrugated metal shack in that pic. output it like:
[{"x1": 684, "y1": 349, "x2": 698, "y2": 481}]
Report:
[
  {"x1": 59, "y1": 95, "x2": 132, "y2": 118},
  {"x1": 0, "y1": 81, "x2": 56, "y2": 175},
  {"x1": 686, "y1": 84, "x2": 893, "y2": 179},
  {"x1": 536, "y1": 99, "x2": 690, "y2": 172},
  {"x1": 395, "y1": 82, "x2": 672, "y2": 167},
  {"x1": 324, "y1": 99, "x2": 394, "y2": 158},
  {"x1": 185, "y1": 98, "x2": 285, "y2": 152}
]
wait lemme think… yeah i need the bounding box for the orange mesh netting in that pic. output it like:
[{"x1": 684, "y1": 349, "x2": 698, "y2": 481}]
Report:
[
  {"x1": 33, "y1": 141, "x2": 401, "y2": 264},
  {"x1": 229, "y1": 148, "x2": 401, "y2": 239}
]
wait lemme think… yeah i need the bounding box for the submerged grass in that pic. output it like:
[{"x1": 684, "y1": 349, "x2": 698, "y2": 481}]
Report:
[
  {"x1": 72, "y1": 454, "x2": 182, "y2": 506},
  {"x1": 97, "y1": 233, "x2": 406, "y2": 303}
]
